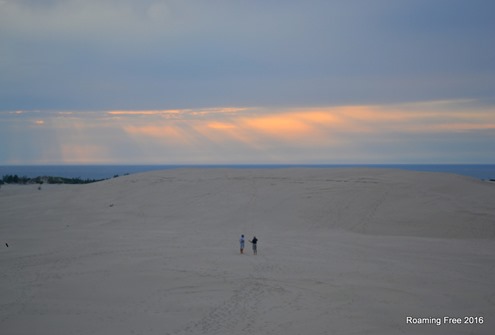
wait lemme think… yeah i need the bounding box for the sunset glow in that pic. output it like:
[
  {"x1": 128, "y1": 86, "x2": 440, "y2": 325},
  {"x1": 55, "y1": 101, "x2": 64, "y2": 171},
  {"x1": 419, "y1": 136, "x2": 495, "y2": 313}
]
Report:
[{"x1": 1, "y1": 100, "x2": 493, "y2": 164}]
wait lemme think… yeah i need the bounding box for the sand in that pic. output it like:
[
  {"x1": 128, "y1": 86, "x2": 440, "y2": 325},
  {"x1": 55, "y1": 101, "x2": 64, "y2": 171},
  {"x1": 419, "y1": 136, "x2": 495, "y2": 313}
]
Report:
[{"x1": 1, "y1": 168, "x2": 494, "y2": 334}]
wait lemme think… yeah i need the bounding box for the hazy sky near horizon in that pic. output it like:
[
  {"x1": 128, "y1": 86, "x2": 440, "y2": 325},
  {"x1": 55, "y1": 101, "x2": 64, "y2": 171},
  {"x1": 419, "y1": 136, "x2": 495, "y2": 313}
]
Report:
[{"x1": 1, "y1": 0, "x2": 494, "y2": 164}]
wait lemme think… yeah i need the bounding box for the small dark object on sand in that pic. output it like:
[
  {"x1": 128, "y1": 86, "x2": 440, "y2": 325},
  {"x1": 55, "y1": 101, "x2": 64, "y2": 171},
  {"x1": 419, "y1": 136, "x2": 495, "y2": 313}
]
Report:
[{"x1": 5, "y1": 243, "x2": 8, "y2": 247}]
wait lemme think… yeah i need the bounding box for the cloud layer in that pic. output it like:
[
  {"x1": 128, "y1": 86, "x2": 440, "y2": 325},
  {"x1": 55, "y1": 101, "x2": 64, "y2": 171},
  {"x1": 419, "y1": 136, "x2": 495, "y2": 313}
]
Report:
[
  {"x1": 1, "y1": 100, "x2": 493, "y2": 164},
  {"x1": 1, "y1": 1, "x2": 494, "y2": 164},
  {"x1": 1, "y1": 0, "x2": 495, "y2": 110}
]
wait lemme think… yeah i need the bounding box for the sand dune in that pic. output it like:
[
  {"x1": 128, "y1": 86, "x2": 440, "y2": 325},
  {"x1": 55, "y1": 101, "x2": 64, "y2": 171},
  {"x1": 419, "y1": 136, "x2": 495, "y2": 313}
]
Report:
[{"x1": 1, "y1": 168, "x2": 494, "y2": 334}]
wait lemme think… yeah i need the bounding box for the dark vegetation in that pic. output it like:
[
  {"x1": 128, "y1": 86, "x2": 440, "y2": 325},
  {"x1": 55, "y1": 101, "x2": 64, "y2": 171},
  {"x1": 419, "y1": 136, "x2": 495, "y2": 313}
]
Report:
[{"x1": 1, "y1": 174, "x2": 106, "y2": 185}]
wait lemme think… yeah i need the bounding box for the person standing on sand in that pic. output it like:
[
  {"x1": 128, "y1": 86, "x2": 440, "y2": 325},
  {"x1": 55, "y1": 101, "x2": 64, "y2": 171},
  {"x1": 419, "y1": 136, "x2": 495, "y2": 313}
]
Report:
[
  {"x1": 240, "y1": 234, "x2": 245, "y2": 254},
  {"x1": 249, "y1": 236, "x2": 258, "y2": 255}
]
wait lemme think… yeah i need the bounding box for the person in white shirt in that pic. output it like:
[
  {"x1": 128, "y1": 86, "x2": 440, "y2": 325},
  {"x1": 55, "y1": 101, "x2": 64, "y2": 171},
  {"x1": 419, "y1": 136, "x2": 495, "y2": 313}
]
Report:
[{"x1": 239, "y1": 234, "x2": 245, "y2": 254}]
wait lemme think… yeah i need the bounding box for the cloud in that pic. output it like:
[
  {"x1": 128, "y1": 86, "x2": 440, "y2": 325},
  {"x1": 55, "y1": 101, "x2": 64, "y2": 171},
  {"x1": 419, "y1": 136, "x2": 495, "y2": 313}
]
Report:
[
  {"x1": 0, "y1": 2, "x2": 494, "y2": 164},
  {"x1": 1, "y1": 1, "x2": 494, "y2": 110},
  {"x1": 3, "y1": 100, "x2": 493, "y2": 164}
]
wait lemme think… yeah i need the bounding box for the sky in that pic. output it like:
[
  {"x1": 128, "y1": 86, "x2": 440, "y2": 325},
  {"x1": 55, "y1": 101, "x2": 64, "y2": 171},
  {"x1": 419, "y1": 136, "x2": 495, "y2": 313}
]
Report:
[{"x1": 1, "y1": 0, "x2": 494, "y2": 164}]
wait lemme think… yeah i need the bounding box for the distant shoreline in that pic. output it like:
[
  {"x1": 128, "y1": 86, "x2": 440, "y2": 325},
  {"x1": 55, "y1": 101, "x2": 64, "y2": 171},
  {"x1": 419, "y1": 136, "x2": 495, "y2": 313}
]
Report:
[{"x1": 0, "y1": 164, "x2": 494, "y2": 181}]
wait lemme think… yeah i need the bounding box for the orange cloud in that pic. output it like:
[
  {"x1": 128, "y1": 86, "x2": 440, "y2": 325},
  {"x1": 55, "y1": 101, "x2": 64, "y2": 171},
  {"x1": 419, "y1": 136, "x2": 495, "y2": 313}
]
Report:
[
  {"x1": 236, "y1": 108, "x2": 362, "y2": 138},
  {"x1": 241, "y1": 115, "x2": 311, "y2": 137},
  {"x1": 207, "y1": 122, "x2": 237, "y2": 130}
]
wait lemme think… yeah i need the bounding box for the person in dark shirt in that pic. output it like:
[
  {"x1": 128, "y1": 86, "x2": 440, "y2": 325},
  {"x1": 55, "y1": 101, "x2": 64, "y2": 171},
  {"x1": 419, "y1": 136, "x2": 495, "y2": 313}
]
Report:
[{"x1": 249, "y1": 236, "x2": 258, "y2": 255}]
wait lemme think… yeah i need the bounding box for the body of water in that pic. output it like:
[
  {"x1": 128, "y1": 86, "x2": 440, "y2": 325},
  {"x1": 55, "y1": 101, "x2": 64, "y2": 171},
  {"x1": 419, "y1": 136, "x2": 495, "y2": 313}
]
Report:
[{"x1": 0, "y1": 164, "x2": 494, "y2": 181}]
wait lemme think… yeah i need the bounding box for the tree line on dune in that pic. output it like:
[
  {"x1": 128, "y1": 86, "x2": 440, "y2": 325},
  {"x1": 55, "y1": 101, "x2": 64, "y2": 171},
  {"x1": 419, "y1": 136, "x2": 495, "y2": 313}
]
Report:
[{"x1": 0, "y1": 174, "x2": 106, "y2": 185}]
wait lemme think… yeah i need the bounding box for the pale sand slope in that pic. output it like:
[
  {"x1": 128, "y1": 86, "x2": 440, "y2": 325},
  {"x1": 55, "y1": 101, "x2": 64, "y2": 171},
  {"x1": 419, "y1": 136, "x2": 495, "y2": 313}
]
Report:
[{"x1": 1, "y1": 168, "x2": 494, "y2": 335}]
